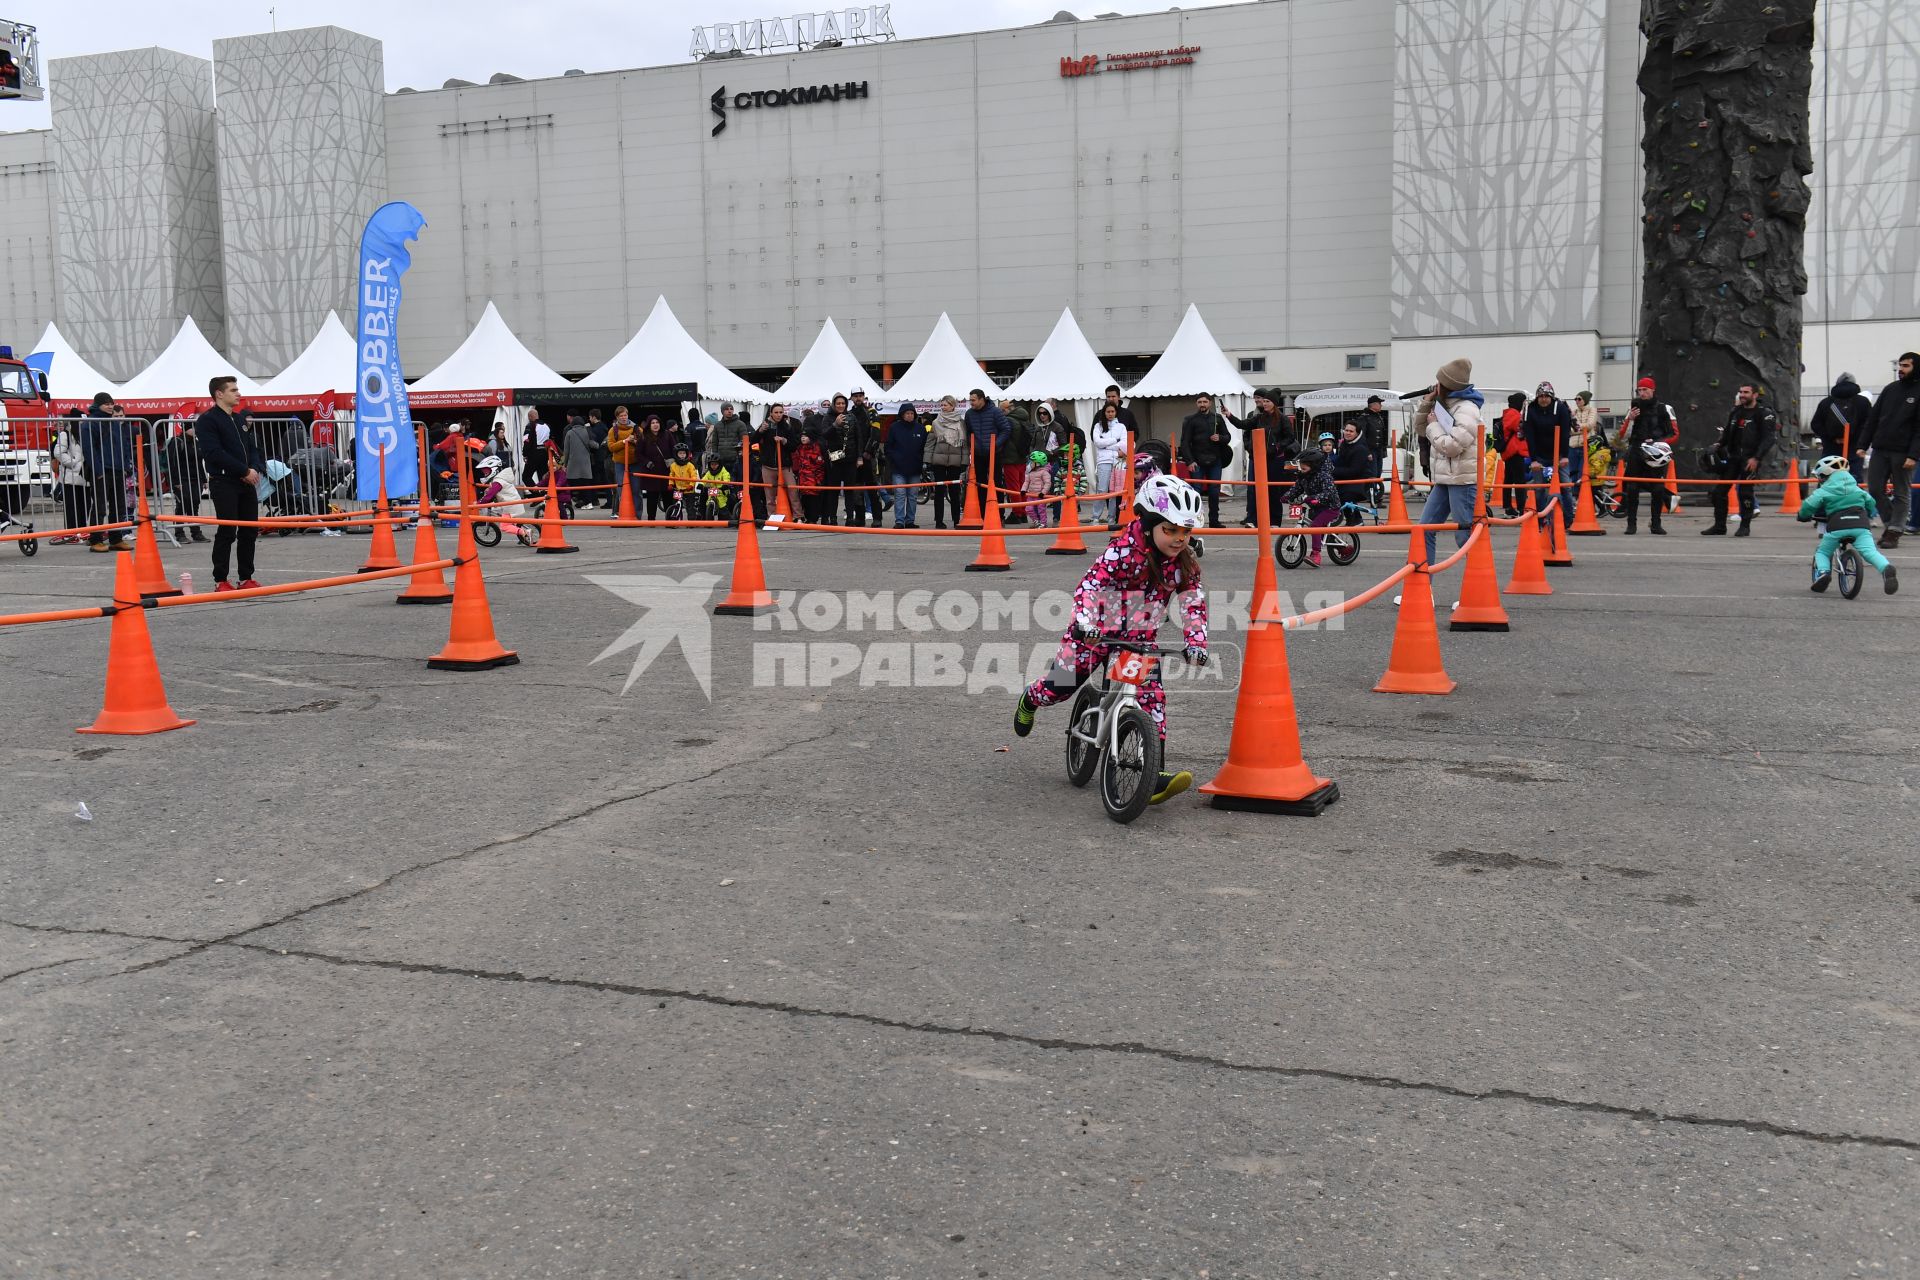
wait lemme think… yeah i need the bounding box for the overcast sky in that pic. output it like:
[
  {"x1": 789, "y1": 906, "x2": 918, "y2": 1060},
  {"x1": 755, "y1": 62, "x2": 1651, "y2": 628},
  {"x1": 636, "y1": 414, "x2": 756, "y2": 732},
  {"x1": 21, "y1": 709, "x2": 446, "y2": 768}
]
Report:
[{"x1": 3, "y1": 0, "x2": 1242, "y2": 131}]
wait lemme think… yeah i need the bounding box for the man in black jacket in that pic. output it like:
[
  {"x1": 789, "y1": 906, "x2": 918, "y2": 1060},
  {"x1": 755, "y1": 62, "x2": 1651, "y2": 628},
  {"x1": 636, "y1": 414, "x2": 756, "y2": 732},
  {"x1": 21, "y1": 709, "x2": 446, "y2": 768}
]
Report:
[
  {"x1": 1862, "y1": 352, "x2": 1920, "y2": 545},
  {"x1": 1702, "y1": 384, "x2": 1778, "y2": 537},
  {"x1": 1522, "y1": 381, "x2": 1577, "y2": 523},
  {"x1": 1354, "y1": 395, "x2": 1390, "y2": 459},
  {"x1": 195, "y1": 375, "x2": 265, "y2": 589},
  {"x1": 1101, "y1": 385, "x2": 1138, "y2": 433},
  {"x1": 1223, "y1": 389, "x2": 1293, "y2": 525},
  {"x1": 162, "y1": 421, "x2": 209, "y2": 544},
  {"x1": 1620, "y1": 377, "x2": 1677, "y2": 534},
  {"x1": 1179, "y1": 393, "x2": 1230, "y2": 527},
  {"x1": 1810, "y1": 372, "x2": 1873, "y2": 471}
]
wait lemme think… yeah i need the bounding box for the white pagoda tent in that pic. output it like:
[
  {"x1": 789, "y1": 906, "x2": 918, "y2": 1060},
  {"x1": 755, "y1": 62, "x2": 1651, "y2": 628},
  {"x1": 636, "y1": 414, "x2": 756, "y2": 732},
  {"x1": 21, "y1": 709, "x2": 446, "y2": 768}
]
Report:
[
  {"x1": 28, "y1": 321, "x2": 118, "y2": 403},
  {"x1": 112, "y1": 316, "x2": 263, "y2": 407},
  {"x1": 578, "y1": 295, "x2": 768, "y2": 408},
  {"x1": 1000, "y1": 307, "x2": 1118, "y2": 433},
  {"x1": 1123, "y1": 304, "x2": 1257, "y2": 452},
  {"x1": 408, "y1": 301, "x2": 565, "y2": 395},
  {"x1": 771, "y1": 318, "x2": 874, "y2": 407},
  {"x1": 884, "y1": 313, "x2": 986, "y2": 405},
  {"x1": 259, "y1": 311, "x2": 356, "y2": 398}
]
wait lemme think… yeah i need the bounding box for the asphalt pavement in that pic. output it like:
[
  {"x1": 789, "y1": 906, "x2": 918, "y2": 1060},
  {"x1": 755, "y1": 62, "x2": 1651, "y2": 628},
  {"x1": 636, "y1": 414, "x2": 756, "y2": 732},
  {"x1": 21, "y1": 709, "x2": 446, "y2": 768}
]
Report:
[{"x1": 1, "y1": 505, "x2": 1915, "y2": 1278}]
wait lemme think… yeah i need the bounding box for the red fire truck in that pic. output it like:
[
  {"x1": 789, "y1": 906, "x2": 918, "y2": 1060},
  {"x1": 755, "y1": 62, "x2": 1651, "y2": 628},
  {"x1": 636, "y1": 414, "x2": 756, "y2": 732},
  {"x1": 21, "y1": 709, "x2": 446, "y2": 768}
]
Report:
[{"x1": 0, "y1": 343, "x2": 53, "y2": 519}]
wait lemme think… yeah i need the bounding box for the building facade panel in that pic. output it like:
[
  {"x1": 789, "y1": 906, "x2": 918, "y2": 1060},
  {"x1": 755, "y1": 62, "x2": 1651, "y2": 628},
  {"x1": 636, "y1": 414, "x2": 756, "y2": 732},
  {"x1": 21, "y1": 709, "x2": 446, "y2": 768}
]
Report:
[{"x1": 0, "y1": 130, "x2": 58, "y2": 346}]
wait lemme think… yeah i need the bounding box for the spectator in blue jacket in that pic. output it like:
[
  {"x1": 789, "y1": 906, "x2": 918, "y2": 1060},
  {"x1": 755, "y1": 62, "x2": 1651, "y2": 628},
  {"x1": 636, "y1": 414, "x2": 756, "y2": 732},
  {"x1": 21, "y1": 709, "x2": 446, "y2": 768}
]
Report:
[
  {"x1": 78, "y1": 393, "x2": 136, "y2": 551},
  {"x1": 885, "y1": 403, "x2": 927, "y2": 528},
  {"x1": 963, "y1": 388, "x2": 1011, "y2": 517}
]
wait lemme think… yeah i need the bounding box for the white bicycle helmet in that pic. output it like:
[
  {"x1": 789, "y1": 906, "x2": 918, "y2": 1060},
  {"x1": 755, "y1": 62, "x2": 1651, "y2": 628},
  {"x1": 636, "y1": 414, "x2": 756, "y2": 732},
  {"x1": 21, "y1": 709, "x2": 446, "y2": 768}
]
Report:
[
  {"x1": 1134, "y1": 473, "x2": 1206, "y2": 528},
  {"x1": 476, "y1": 455, "x2": 505, "y2": 478},
  {"x1": 1813, "y1": 454, "x2": 1849, "y2": 479},
  {"x1": 1639, "y1": 441, "x2": 1673, "y2": 469}
]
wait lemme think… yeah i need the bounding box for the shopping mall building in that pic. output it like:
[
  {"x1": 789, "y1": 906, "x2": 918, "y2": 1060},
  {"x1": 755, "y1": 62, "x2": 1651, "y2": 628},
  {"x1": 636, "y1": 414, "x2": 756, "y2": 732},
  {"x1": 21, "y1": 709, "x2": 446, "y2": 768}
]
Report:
[{"x1": 0, "y1": 0, "x2": 1912, "y2": 416}]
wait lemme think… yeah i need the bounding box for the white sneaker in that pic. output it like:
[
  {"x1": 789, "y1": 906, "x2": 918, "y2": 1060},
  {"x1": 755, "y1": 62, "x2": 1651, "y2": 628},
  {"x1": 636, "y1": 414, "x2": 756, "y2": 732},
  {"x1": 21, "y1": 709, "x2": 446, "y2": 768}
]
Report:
[{"x1": 320, "y1": 528, "x2": 343, "y2": 538}]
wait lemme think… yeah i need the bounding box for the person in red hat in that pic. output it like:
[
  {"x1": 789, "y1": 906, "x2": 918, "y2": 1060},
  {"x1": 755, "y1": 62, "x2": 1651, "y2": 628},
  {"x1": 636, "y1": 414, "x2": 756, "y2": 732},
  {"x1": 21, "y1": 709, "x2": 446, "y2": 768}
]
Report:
[{"x1": 1619, "y1": 376, "x2": 1679, "y2": 534}]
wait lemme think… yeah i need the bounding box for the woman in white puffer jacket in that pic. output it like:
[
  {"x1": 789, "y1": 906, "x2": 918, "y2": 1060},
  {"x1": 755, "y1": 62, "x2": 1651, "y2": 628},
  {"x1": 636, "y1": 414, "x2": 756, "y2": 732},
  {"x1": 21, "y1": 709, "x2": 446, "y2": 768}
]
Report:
[
  {"x1": 1414, "y1": 356, "x2": 1486, "y2": 564},
  {"x1": 52, "y1": 412, "x2": 88, "y2": 541}
]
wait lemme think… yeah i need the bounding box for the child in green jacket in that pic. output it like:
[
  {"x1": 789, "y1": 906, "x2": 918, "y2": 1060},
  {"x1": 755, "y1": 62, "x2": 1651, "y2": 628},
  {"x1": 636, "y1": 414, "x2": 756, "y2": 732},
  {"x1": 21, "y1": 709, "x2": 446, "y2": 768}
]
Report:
[{"x1": 1798, "y1": 456, "x2": 1897, "y2": 594}]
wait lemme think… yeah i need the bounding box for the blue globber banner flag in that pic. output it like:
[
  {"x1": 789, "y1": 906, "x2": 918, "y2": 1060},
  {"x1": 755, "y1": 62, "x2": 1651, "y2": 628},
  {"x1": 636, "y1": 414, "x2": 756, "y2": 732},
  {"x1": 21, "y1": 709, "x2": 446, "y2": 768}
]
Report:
[{"x1": 355, "y1": 201, "x2": 427, "y2": 500}]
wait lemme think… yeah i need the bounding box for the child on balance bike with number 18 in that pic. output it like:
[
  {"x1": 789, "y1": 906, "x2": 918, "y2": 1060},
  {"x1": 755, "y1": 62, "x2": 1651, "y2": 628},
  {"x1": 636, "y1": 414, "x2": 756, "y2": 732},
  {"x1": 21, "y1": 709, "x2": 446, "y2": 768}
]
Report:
[{"x1": 1012, "y1": 473, "x2": 1210, "y2": 805}]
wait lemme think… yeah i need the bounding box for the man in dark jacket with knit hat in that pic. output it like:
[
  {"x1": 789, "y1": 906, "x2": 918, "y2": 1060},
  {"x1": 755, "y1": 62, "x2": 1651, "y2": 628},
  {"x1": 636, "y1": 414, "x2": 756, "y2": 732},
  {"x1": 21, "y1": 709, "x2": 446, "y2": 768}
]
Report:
[
  {"x1": 1522, "y1": 381, "x2": 1577, "y2": 523},
  {"x1": 1811, "y1": 372, "x2": 1874, "y2": 472},
  {"x1": 1861, "y1": 352, "x2": 1920, "y2": 545}
]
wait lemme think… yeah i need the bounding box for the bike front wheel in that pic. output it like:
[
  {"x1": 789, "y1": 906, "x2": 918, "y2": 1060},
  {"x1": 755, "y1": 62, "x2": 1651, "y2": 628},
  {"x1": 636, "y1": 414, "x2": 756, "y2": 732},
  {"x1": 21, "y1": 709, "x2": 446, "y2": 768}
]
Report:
[
  {"x1": 1275, "y1": 534, "x2": 1307, "y2": 569},
  {"x1": 1837, "y1": 546, "x2": 1863, "y2": 598},
  {"x1": 1100, "y1": 705, "x2": 1161, "y2": 825},
  {"x1": 1064, "y1": 682, "x2": 1101, "y2": 788},
  {"x1": 472, "y1": 520, "x2": 501, "y2": 548}
]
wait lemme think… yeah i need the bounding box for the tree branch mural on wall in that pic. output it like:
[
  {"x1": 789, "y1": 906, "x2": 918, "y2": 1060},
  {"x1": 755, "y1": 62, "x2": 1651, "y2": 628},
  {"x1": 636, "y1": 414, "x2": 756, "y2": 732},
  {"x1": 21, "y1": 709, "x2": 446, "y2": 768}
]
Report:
[
  {"x1": 1638, "y1": 0, "x2": 1814, "y2": 455},
  {"x1": 1391, "y1": 0, "x2": 1607, "y2": 338}
]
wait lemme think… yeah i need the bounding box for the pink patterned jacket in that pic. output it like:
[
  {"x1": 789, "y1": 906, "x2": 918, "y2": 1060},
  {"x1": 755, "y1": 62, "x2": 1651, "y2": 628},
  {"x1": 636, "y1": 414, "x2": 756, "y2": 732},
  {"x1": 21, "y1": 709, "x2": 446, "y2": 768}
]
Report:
[{"x1": 1070, "y1": 519, "x2": 1208, "y2": 652}]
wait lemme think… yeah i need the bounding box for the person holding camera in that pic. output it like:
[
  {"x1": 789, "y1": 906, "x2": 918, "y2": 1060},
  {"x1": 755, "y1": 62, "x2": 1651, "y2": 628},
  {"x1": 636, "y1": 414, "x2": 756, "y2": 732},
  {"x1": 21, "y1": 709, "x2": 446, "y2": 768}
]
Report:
[{"x1": 1701, "y1": 384, "x2": 1777, "y2": 537}]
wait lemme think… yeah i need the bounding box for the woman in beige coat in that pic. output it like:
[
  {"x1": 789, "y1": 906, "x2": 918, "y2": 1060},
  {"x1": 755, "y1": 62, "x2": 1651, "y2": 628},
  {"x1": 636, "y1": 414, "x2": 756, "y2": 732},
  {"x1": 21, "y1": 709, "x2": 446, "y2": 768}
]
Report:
[{"x1": 1413, "y1": 356, "x2": 1486, "y2": 563}]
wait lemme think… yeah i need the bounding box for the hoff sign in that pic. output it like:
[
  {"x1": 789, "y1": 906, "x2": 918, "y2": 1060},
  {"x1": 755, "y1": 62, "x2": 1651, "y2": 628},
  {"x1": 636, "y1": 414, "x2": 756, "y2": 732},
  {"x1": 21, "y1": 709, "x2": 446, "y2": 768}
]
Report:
[
  {"x1": 710, "y1": 81, "x2": 871, "y2": 137},
  {"x1": 1060, "y1": 45, "x2": 1201, "y2": 77},
  {"x1": 691, "y1": 6, "x2": 894, "y2": 57}
]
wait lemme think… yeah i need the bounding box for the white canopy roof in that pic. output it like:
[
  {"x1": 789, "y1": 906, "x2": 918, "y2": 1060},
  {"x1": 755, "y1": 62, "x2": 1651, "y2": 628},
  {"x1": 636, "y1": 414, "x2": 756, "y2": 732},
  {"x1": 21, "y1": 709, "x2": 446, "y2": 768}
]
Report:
[
  {"x1": 1123, "y1": 305, "x2": 1257, "y2": 400},
  {"x1": 28, "y1": 320, "x2": 118, "y2": 400},
  {"x1": 577, "y1": 295, "x2": 768, "y2": 403},
  {"x1": 259, "y1": 311, "x2": 356, "y2": 395},
  {"x1": 1001, "y1": 308, "x2": 1117, "y2": 401},
  {"x1": 771, "y1": 318, "x2": 874, "y2": 405},
  {"x1": 885, "y1": 313, "x2": 986, "y2": 403},
  {"x1": 409, "y1": 300, "x2": 565, "y2": 392},
  {"x1": 112, "y1": 316, "x2": 263, "y2": 400}
]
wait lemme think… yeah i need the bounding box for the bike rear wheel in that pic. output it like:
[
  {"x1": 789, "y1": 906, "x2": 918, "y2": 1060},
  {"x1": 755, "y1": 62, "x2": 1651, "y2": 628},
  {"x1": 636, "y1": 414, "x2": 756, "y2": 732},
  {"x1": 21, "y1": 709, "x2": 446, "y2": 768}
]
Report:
[
  {"x1": 1064, "y1": 682, "x2": 1101, "y2": 788},
  {"x1": 1837, "y1": 546, "x2": 1863, "y2": 598},
  {"x1": 1325, "y1": 531, "x2": 1359, "y2": 565},
  {"x1": 1275, "y1": 534, "x2": 1307, "y2": 568},
  {"x1": 1100, "y1": 706, "x2": 1161, "y2": 825}
]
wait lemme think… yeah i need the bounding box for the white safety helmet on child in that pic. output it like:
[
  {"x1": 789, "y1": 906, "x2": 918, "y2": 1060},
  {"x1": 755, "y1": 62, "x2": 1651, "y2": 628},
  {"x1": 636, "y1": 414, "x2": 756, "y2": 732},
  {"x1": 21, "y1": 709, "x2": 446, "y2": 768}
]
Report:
[
  {"x1": 476, "y1": 455, "x2": 504, "y2": 477},
  {"x1": 1134, "y1": 473, "x2": 1206, "y2": 529},
  {"x1": 1813, "y1": 454, "x2": 1849, "y2": 480},
  {"x1": 1639, "y1": 441, "x2": 1673, "y2": 469}
]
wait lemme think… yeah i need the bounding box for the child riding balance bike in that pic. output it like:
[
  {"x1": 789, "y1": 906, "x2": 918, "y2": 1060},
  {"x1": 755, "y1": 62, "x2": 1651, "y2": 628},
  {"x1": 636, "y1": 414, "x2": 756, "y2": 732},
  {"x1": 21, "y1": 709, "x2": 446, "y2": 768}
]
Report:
[{"x1": 1798, "y1": 455, "x2": 1898, "y2": 596}]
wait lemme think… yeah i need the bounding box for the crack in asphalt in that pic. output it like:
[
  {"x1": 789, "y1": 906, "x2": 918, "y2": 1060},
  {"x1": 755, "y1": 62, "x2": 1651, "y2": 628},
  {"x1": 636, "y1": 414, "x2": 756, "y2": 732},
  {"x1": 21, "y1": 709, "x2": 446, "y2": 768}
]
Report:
[
  {"x1": 4, "y1": 912, "x2": 1914, "y2": 1156},
  {"x1": 92, "y1": 725, "x2": 840, "y2": 983}
]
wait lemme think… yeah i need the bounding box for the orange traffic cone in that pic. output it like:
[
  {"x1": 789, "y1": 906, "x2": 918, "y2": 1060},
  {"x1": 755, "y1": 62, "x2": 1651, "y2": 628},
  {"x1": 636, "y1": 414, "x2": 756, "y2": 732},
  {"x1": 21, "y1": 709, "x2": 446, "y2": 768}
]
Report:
[
  {"x1": 1505, "y1": 493, "x2": 1552, "y2": 596},
  {"x1": 966, "y1": 439, "x2": 1013, "y2": 572},
  {"x1": 1045, "y1": 450, "x2": 1087, "y2": 556},
  {"x1": 1387, "y1": 453, "x2": 1411, "y2": 527},
  {"x1": 1373, "y1": 566, "x2": 1456, "y2": 695},
  {"x1": 1569, "y1": 467, "x2": 1606, "y2": 534},
  {"x1": 535, "y1": 449, "x2": 577, "y2": 554},
  {"x1": 713, "y1": 471, "x2": 775, "y2": 615},
  {"x1": 130, "y1": 441, "x2": 179, "y2": 600},
  {"x1": 1543, "y1": 484, "x2": 1574, "y2": 567},
  {"x1": 78, "y1": 551, "x2": 195, "y2": 735},
  {"x1": 395, "y1": 477, "x2": 454, "y2": 604},
  {"x1": 958, "y1": 453, "x2": 983, "y2": 529},
  {"x1": 360, "y1": 450, "x2": 403, "y2": 572},
  {"x1": 427, "y1": 459, "x2": 519, "y2": 670},
  {"x1": 1779, "y1": 460, "x2": 1803, "y2": 515},
  {"x1": 1201, "y1": 608, "x2": 1339, "y2": 815},
  {"x1": 1450, "y1": 524, "x2": 1510, "y2": 631},
  {"x1": 616, "y1": 465, "x2": 637, "y2": 522},
  {"x1": 771, "y1": 439, "x2": 793, "y2": 521}
]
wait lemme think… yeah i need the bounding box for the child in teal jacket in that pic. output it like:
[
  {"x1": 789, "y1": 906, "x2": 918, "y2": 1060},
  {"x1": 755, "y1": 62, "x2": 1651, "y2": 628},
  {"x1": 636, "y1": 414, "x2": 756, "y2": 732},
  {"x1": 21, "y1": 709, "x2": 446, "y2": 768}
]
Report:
[{"x1": 1798, "y1": 457, "x2": 1898, "y2": 594}]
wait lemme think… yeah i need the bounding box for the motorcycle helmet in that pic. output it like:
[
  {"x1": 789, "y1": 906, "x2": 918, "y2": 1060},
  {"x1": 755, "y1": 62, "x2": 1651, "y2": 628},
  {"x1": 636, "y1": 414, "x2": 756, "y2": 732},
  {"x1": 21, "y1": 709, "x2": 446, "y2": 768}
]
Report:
[
  {"x1": 1029, "y1": 449, "x2": 1049, "y2": 466},
  {"x1": 1133, "y1": 474, "x2": 1205, "y2": 529},
  {"x1": 476, "y1": 455, "x2": 504, "y2": 478},
  {"x1": 1813, "y1": 454, "x2": 1849, "y2": 480},
  {"x1": 1639, "y1": 441, "x2": 1673, "y2": 469}
]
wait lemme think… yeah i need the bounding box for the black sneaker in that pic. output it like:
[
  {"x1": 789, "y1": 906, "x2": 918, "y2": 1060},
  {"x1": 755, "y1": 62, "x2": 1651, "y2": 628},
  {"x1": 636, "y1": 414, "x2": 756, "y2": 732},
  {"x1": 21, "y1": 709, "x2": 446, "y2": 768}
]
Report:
[
  {"x1": 1013, "y1": 693, "x2": 1036, "y2": 738},
  {"x1": 1650, "y1": 525, "x2": 1666, "y2": 535},
  {"x1": 1149, "y1": 770, "x2": 1192, "y2": 805},
  {"x1": 1734, "y1": 524, "x2": 1751, "y2": 537},
  {"x1": 1886, "y1": 565, "x2": 1900, "y2": 595},
  {"x1": 1701, "y1": 526, "x2": 1727, "y2": 536},
  {"x1": 1811, "y1": 571, "x2": 1831, "y2": 593}
]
